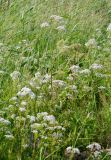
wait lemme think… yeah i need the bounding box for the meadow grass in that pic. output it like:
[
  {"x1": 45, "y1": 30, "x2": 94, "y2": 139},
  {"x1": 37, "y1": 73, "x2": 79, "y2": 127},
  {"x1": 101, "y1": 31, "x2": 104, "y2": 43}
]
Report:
[{"x1": 0, "y1": 0, "x2": 111, "y2": 159}]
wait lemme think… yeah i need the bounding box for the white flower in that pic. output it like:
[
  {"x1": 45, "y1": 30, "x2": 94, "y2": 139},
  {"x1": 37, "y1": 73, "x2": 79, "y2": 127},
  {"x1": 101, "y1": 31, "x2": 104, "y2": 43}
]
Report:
[
  {"x1": 54, "y1": 126, "x2": 65, "y2": 131},
  {"x1": 65, "y1": 146, "x2": 73, "y2": 154},
  {"x1": 0, "y1": 117, "x2": 11, "y2": 125},
  {"x1": 94, "y1": 151, "x2": 101, "y2": 158},
  {"x1": 0, "y1": 70, "x2": 5, "y2": 74},
  {"x1": 72, "y1": 148, "x2": 80, "y2": 154},
  {"x1": 107, "y1": 23, "x2": 111, "y2": 32},
  {"x1": 42, "y1": 74, "x2": 51, "y2": 84},
  {"x1": 50, "y1": 15, "x2": 63, "y2": 22},
  {"x1": 65, "y1": 147, "x2": 80, "y2": 155},
  {"x1": 79, "y1": 69, "x2": 91, "y2": 75},
  {"x1": 98, "y1": 86, "x2": 106, "y2": 90},
  {"x1": 10, "y1": 97, "x2": 18, "y2": 102},
  {"x1": 32, "y1": 130, "x2": 38, "y2": 134},
  {"x1": 37, "y1": 112, "x2": 48, "y2": 118},
  {"x1": 56, "y1": 25, "x2": 66, "y2": 31},
  {"x1": 43, "y1": 115, "x2": 56, "y2": 124},
  {"x1": 83, "y1": 86, "x2": 92, "y2": 92},
  {"x1": 52, "y1": 80, "x2": 66, "y2": 88},
  {"x1": 5, "y1": 135, "x2": 14, "y2": 140},
  {"x1": 19, "y1": 107, "x2": 26, "y2": 112},
  {"x1": 67, "y1": 75, "x2": 73, "y2": 81},
  {"x1": 52, "y1": 132, "x2": 63, "y2": 138},
  {"x1": 27, "y1": 115, "x2": 36, "y2": 123},
  {"x1": 90, "y1": 63, "x2": 103, "y2": 70},
  {"x1": 17, "y1": 86, "x2": 36, "y2": 99},
  {"x1": 40, "y1": 22, "x2": 50, "y2": 28},
  {"x1": 31, "y1": 123, "x2": 42, "y2": 130},
  {"x1": 11, "y1": 114, "x2": 16, "y2": 119},
  {"x1": 10, "y1": 71, "x2": 21, "y2": 80},
  {"x1": 46, "y1": 127, "x2": 55, "y2": 131},
  {"x1": 70, "y1": 65, "x2": 80, "y2": 73},
  {"x1": 16, "y1": 116, "x2": 26, "y2": 122},
  {"x1": 35, "y1": 72, "x2": 42, "y2": 79},
  {"x1": 22, "y1": 144, "x2": 29, "y2": 148},
  {"x1": 85, "y1": 39, "x2": 97, "y2": 48},
  {"x1": 21, "y1": 101, "x2": 27, "y2": 106},
  {"x1": 95, "y1": 73, "x2": 106, "y2": 78},
  {"x1": 86, "y1": 142, "x2": 101, "y2": 151},
  {"x1": 69, "y1": 85, "x2": 77, "y2": 91}
]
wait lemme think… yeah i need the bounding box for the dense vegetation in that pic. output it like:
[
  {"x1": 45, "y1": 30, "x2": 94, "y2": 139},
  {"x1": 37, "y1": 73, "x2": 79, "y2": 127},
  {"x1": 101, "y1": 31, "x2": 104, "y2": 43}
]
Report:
[{"x1": 0, "y1": 0, "x2": 111, "y2": 159}]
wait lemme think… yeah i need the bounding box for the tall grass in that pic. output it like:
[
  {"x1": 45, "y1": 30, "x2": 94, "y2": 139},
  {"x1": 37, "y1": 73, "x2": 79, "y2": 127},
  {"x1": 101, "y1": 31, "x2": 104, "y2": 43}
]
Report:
[{"x1": 0, "y1": 0, "x2": 111, "y2": 159}]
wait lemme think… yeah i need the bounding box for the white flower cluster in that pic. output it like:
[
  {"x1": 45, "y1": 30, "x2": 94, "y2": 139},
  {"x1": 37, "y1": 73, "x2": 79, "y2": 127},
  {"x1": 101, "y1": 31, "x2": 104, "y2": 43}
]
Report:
[
  {"x1": 0, "y1": 117, "x2": 11, "y2": 125},
  {"x1": 86, "y1": 142, "x2": 101, "y2": 151},
  {"x1": 107, "y1": 23, "x2": 111, "y2": 32},
  {"x1": 10, "y1": 71, "x2": 21, "y2": 80},
  {"x1": 40, "y1": 22, "x2": 50, "y2": 28},
  {"x1": 29, "y1": 72, "x2": 51, "y2": 88},
  {"x1": 50, "y1": 15, "x2": 63, "y2": 22},
  {"x1": 85, "y1": 38, "x2": 97, "y2": 48},
  {"x1": 70, "y1": 65, "x2": 80, "y2": 74},
  {"x1": 40, "y1": 14, "x2": 66, "y2": 31},
  {"x1": 90, "y1": 63, "x2": 103, "y2": 70},
  {"x1": 65, "y1": 146, "x2": 80, "y2": 156},
  {"x1": 52, "y1": 80, "x2": 66, "y2": 88},
  {"x1": 17, "y1": 86, "x2": 35, "y2": 99},
  {"x1": 86, "y1": 142, "x2": 102, "y2": 158}
]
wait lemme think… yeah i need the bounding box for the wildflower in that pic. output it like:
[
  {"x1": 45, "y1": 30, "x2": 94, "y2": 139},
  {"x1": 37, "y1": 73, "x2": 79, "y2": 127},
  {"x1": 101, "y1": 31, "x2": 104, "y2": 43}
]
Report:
[
  {"x1": 90, "y1": 63, "x2": 103, "y2": 70},
  {"x1": 54, "y1": 126, "x2": 65, "y2": 131},
  {"x1": 107, "y1": 23, "x2": 111, "y2": 32},
  {"x1": 52, "y1": 80, "x2": 66, "y2": 88},
  {"x1": 73, "y1": 148, "x2": 80, "y2": 154},
  {"x1": 35, "y1": 72, "x2": 42, "y2": 79},
  {"x1": 11, "y1": 114, "x2": 16, "y2": 119},
  {"x1": 50, "y1": 15, "x2": 63, "y2": 22},
  {"x1": 40, "y1": 22, "x2": 50, "y2": 28},
  {"x1": 5, "y1": 134, "x2": 14, "y2": 140},
  {"x1": 98, "y1": 86, "x2": 106, "y2": 90},
  {"x1": 93, "y1": 151, "x2": 101, "y2": 158},
  {"x1": 41, "y1": 136, "x2": 48, "y2": 140},
  {"x1": 86, "y1": 142, "x2": 101, "y2": 152},
  {"x1": 10, "y1": 96, "x2": 18, "y2": 102},
  {"x1": 52, "y1": 132, "x2": 63, "y2": 138},
  {"x1": 22, "y1": 144, "x2": 29, "y2": 149},
  {"x1": 17, "y1": 86, "x2": 36, "y2": 99},
  {"x1": 32, "y1": 130, "x2": 38, "y2": 134},
  {"x1": 37, "y1": 112, "x2": 48, "y2": 118},
  {"x1": 42, "y1": 74, "x2": 51, "y2": 84},
  {"x1": 95, "y1": 73, "x2": 107, "y2": 78},
  {"x1": 70, "y1": 65, "x2": 80, "y2": 73},
  {"x1": 83, "y1": 86, "x2": 92, "y2": 92},
  {"x1": 65, "y1": 146, "x2": 73, "y2": 154},
  {"x1": 16, "y1": 116, "x2": 26, "y2": 122},
  {"x1": 65, "y1": 147, "x2": 80, "y2": 156},
  {"x1": 27, "y1": 115, "x2": 36, "y2": 123},
  {"x1": 46, "y1": 127, "x2": 55, "y2": 131},
  {"x1": 19, "y1": 107, "x2": 26, "y2": 112},
  {"x1": 79, "y1": 69, "x2": 91, "y2": 75},
  {"x1": 0, "y1": 117, "x2": 11, "y2": 125},
  {"x1": 0, "y1": 70, "x2": 5, "y2": 74},
  {"x1": 67, "y1": 75, "x2": 73, "y2": 81},
  {"x1": 21, "y1": 101, "x2": 27, "y2": 106},
  {"x1": 10, "y1": 71, "x2": 21, "y2": 80},
  {"x1": 31, "y1": 123, "x2": 42, "y2": 130},
  {"x1": 56, "y1": 25, "x2": 66, "y2": 31},
  {"x1": 85, "y1": 38, "x2": 97, "y2": 48},
  {"x1": 43, "y1": 115, "x2": 56, "y2": 124},
  {"x1": 69, "y1": 85, "x2": 77, "y2": 91}
]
